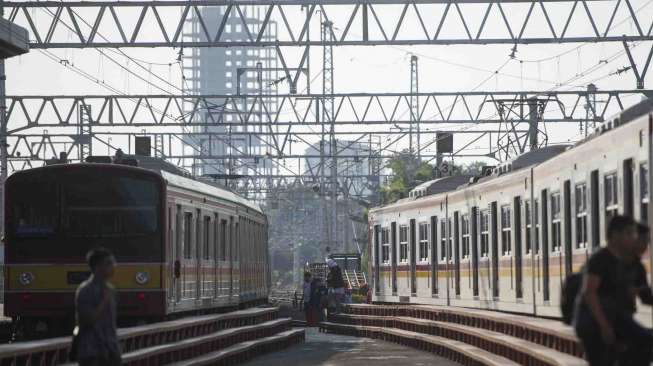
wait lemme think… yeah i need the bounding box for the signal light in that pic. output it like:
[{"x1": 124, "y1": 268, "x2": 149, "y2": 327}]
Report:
[{"x1": 137, "y1": 293, "x2": 146, "y2": 302}]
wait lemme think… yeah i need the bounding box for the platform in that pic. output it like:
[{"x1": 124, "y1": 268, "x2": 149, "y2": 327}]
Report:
[{"x1": 241, "y1": 327, "x2": 460, "y2": 366}]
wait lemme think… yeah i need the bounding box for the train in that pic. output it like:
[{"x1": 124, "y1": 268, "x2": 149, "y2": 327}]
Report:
[
  {"x1": 4, "y1": 155, "x2": 270, "y2": 336},
  {"x1": 369, "y1": 98, "x2": 653, "y2": 324}
]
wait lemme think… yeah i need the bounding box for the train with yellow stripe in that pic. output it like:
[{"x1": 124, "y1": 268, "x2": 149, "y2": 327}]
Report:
[
  {"x1": 4, "y1": 156, "x2": 269, "y2": 336},
  {"x1": 369, "y1": 98, "x2": 653, "y2": 324}
]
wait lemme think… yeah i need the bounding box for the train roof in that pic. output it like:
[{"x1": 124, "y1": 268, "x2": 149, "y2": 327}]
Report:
[
  {"x1": 114, "y1": 155, "x2": 262, "y2": 214},
  {"x1": 161, "y1": 170, "x2": 262, "y2": 214}
]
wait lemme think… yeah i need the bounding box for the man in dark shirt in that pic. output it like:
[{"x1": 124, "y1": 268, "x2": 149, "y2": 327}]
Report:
[
  {"x1": 575, "y1": 215, "x2": 638, "y2": 366},
  {"x1": 75, "y1": 248, "x2": 121, "y2": 366},
  {"x1": 616, "y1": 223, "x2": 653, "y2": 366}
]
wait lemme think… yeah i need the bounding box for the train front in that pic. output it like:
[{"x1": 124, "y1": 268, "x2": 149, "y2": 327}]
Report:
[{"x1": 4, "y1": 163, "x2": 165, "y2": 335}]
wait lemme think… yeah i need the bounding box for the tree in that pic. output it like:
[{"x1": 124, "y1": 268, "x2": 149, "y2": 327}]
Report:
[
  {"x1": 381, "y1": 150, "x2": 435, "y2": 203},
  {"x1": 381, "y1": 154, "x2": 490, "y2": 204}
]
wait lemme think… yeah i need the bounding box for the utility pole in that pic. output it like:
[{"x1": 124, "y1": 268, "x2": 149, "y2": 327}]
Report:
[
  {"x1": 527, "y1": 98, "x2": 539, "y2": 150},
  {"x1": 410, "y1": 55, "x2": 420, "y2": 160},
  {"x1": 0, "y1": 58, "x2": 6, "y2": 236},
  {"x1": 322, "y1": 19, "x2": 338, "y2": 252},
  {"x1": 584, "y1": 83, "x2": 597, "y2": 138}
]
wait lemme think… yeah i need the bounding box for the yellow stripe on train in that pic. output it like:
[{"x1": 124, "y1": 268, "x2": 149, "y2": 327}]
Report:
[{"x1": 7, "y1": 264, "x2": 162, "y2": 291}]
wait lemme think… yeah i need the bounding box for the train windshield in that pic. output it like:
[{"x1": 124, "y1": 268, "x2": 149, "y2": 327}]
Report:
[
  {"x1": 63, "y1": 177, "x2": 158, "y2": 237},
  {"x1": 7, "y1": 168, "x2": 163, "y2": 262}
]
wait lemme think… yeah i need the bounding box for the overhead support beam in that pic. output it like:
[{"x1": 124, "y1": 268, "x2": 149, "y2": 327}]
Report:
[
  {"x1": 5, "y1": 0, "x2": 653, "y2": 48},
  {"x1": 5, "y1": 90, "x2": 649, "y2": 130}
]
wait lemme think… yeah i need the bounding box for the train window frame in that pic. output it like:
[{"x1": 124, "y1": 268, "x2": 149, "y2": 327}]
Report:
[
  {"x1": 605, "y1": 172, "x2": 619, "y2": 224},
  {"x1": 575, "y1": 183, "x2": 588, "y2": 249},
  {"x1": 551, "y1": 192, "x2": 562, "y2": 253},
  {"x1": 381, "y1": 227, "x2": 391, "y2": 264},
  {"x1": 480, "y1": 210, "x2": 490, "y2": 258},
  {"x1": 461, "y1": 214, "x2": 470, "y2": 259},
  {"x1": 500, "y1": 205, "x2": 512, "y2": 256},
  {"x1": 418, "y1": 222, "x2": 429, "y2": 262},
  {"x1": 203, "y1": 215, "x2": 211, "y2": 260},
  {"x1": 399, "y1": 225, "x2": 409, "y2": 263},
  {"x1": 641, "y1": 163, "x2": 649, "y2": 222},
  {"x1": 448, "y1": 219, "x2": 453, "y2": 261}
]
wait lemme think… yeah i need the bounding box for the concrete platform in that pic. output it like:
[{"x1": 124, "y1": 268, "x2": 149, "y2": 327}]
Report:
[{"x1": 241, "y1": 327, "x2": 461, "y2": 366}]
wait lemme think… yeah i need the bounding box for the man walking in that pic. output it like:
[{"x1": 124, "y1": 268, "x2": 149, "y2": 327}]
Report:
[
  {"x1": 75, "y1": 248, "x2": 121, "y2": 366},
  {"x1": 575, "y1": 215, "x2": 638, "y2": 366}
]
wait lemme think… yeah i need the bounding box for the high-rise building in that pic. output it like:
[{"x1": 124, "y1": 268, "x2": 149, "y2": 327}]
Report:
[
  {"x1": 182, "y1": 6, "x2": 278, "y2": 192},
  {"x1": 303, "y1": 139, "x2": 380, "y2": 199}
]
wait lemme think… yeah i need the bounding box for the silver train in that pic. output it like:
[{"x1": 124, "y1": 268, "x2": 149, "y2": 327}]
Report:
[{"x1": 369, "y1": 98, "x2": 653, "y2": 324}]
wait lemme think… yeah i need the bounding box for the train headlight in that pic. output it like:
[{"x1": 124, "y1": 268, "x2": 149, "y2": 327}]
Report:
[
  {"x1": 135, "y1": 271, "x2": 150, "y2": 285},
  {"x1": 19, "y1": 272, "x2": 34, "y2": 286}
]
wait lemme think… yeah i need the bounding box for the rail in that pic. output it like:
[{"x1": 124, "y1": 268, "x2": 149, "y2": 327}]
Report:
[{"x1": 0, "y1": 307, "x2": 278, "y2": 366}]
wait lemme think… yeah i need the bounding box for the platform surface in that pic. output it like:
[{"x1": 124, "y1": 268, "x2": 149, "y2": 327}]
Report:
[{"x1": 241, "y1": 327, "x2": 461, "y2": 366}]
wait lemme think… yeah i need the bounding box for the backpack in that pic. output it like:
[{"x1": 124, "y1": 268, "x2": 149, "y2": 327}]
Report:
[{"x1": 560, "y1": 271, "x2": 584, "y2": 325}]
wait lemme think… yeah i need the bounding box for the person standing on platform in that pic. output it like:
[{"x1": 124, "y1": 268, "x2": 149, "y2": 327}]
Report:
[
  {"x1": 302, "y1": 271, "x2": 314, "y2": 325},
  {"x1": 75, "y1": 248, "x2": 121, "y2": 366},
  {"x1": 326, "y1": 259, "x2": 345, "y2": 314}
]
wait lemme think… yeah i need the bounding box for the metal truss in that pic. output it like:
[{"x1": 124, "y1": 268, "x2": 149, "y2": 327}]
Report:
[
  {"x1": 5, "y1": 0, "x2": 653, "y2": 48},
  {"x1": 7, "y1": 90, "x2": 651, "y2": 131},
  {"x1": 5, "y1": 89, "x2": 650, "y2": 199}
]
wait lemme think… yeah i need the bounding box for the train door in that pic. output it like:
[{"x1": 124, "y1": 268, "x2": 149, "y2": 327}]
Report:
[
  {"x1": 490, "y1": 202, "x2": 499, "y2": 298},
  {"x1": 430, "y1": 216, "x2": 438, "y2": 296},
  {"x1": 391, "y1": 222, "x2": 397, "y2": 295},
  {"x1": 181, "y1": 210, "x2": 194, "y2": 301},
  {"x1": 200, "y1": 214, "x2": 214, "y2": 300},
  {"x1": 563, "y1": 181, "x2": 573, "y2": 277},
  {"x1": 453, "y1": 212, "x2": 461, "y2": 296},
  {"x1": 219, "y1": 218, "x2": 228, "y2": 299},
  {"x1": 471, "y1": 207, "x2": 479, "y2": 297},
  {"x1": 374, "y1": 225, "x2": 381, "y2": 294},
  {"x1": 229, "y1": 217, "x2": 235, "y2": 299},
  {"x1": 173, "y1": 204, "x2": 182, "y2": 303},
  {"x1": 195, "y1": 208, "x2": 202, "y2": 299},
  {"x1": 514, "y1": 197, "x2": 523, "y2": 299},
  {"x1": 409, "y1": 219, "x2": 417, "y2": 295},
  {"x1": 213, "y1": 214, "x2": 219, "y2": 300},
  {"x1": 541, "y1": 189, "x2": 550, "y2": 302}
]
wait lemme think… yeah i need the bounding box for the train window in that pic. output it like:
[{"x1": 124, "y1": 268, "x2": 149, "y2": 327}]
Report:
[
  {"x1": 461, "y1": 215, "x2": 470, "y2": 259},
  {"x1": 183, "y1": 212, "x2": 192, "y2": 259},
  {"x1": 480, "y1": 211, "x2": 489, "y2": 257},
  {"x1": 381, "y1": 228, "x2": 390, "y2": 263},
  {"x1": 203, "y1": 216, "x2": 211, "y2": 260},
  {"x1": 605, "y1": 173, "x2": 619, "y2": 223},
  {"x1": 641, "y1": 163, "x2": 649, "y2": 222},
  {"x1": 551, "y1": 193, "x2": 562, "y2": 253},
  {"x1": 419, "y1": 222, "x2": 429, "y2": 262},
  {"x1": 501, "y1": 205, "x2": 512, "y2": 256},
  {"x1": 440, "y1": 220, "x2": 448, "y2": 261},
  {"x1": 399, "y1": 225, "x2": 408, "y2": 263},
  {"x1": 534, "y1": 200, "x2": 540, "y2": 253},
  {"x1": 575, "y1": 184, "x2": 588, "y2": 249},
  {"x1": 525, "y1": 201, "x2": 532, "y2": 253}
]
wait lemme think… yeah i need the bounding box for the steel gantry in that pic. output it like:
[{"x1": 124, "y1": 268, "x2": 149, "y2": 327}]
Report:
[
  {"x1": 5, "y1": 89, "x2": 651, "y2": 176},
  {"x1": 5, "y1": 0, "x2": 653, "y2": 48}
]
